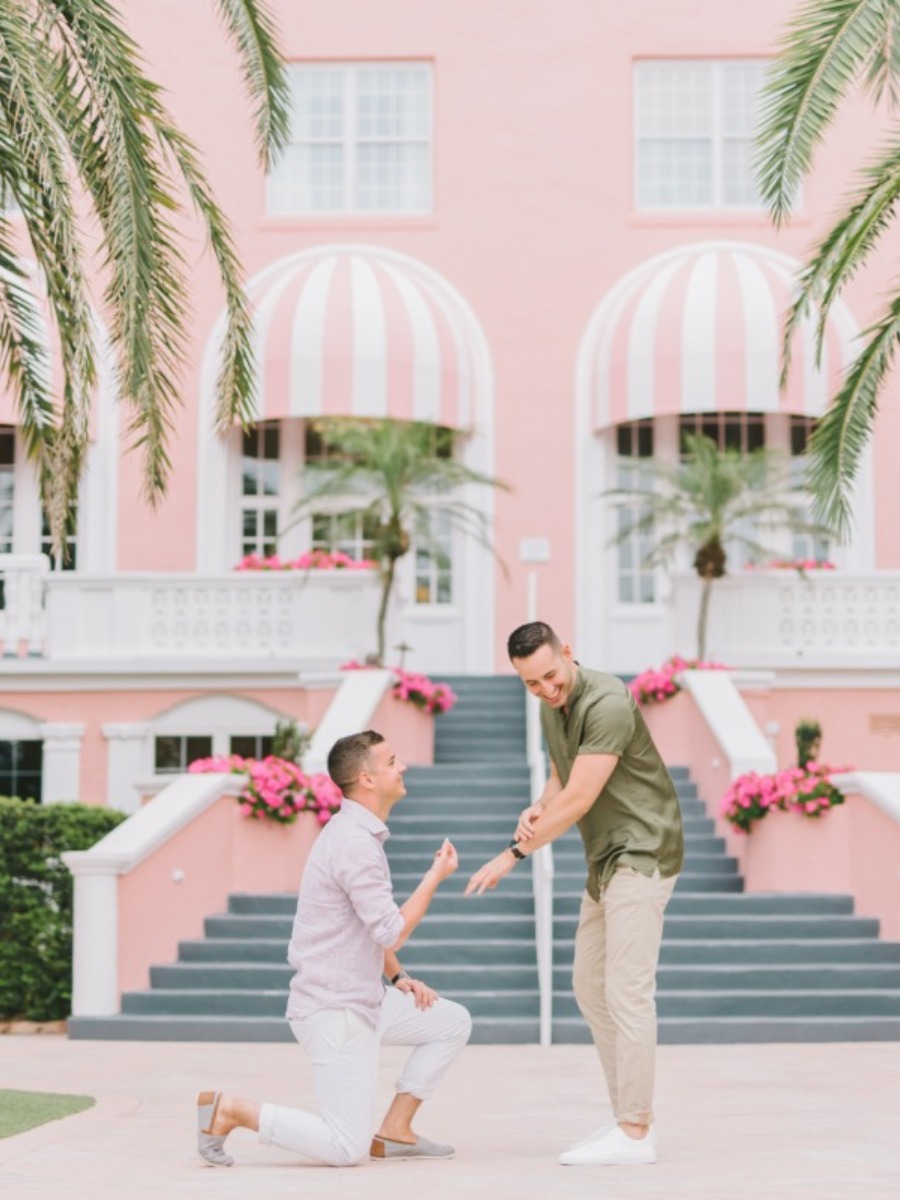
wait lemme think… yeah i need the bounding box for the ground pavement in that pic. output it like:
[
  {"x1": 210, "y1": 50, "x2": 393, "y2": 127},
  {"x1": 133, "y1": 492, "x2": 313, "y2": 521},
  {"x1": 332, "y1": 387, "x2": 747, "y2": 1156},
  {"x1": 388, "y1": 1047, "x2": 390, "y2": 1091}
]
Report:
[{"x1": 0, "y1": 1037, "x2": 897, "y2": 1199}]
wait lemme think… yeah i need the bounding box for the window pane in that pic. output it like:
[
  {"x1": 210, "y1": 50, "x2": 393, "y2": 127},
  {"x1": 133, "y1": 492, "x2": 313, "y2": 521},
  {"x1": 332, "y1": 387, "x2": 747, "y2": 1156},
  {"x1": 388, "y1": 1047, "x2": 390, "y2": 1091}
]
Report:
[
  {"x1": 0, "y1": 428, "x2": 13, "y2": 466},
  {"x1": 154, "y1": 736, "x2": 182, "y2": 773},
  {"x1": 186, "y1": 736, "x2": 213, "y2": 765},
  {"x1": 637, "y1": 139, "x2": 713, "y2": 207},
  {"x1": 721, "y1": 138, "x2": 761, "y2": 206},
  {"x1": 243, "y1": 511, "x2": 259, "y2": 538}
]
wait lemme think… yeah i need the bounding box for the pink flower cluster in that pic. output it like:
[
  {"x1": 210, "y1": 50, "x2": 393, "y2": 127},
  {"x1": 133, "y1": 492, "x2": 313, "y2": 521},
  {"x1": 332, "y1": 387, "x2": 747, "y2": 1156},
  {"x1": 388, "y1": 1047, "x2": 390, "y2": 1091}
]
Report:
[
  {"x1": 629, "y1": 655, "x2": 728, "y2": 707},
  {"x1": 720, "y1": 761, "x2": 849, "y2": 835},
  {"x1": 236, "y1": 550, "x2": 377, "y2": 571},
  {"x1": 341, "y1": 662, "x2": 458, "y2": 715},
  {"x1": 744, "y1": 559, "x2": 836, "y2": 571},
  {"x1": 188, "y1": 754, "x2": 343, "y2": 826}
]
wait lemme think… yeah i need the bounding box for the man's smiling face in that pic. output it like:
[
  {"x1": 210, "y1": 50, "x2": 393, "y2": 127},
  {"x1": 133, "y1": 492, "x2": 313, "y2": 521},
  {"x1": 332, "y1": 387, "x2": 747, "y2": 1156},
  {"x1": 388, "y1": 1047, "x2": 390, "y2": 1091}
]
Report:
[{"x1": 511, "y1": 641, "x2": 578, "y2": 709}]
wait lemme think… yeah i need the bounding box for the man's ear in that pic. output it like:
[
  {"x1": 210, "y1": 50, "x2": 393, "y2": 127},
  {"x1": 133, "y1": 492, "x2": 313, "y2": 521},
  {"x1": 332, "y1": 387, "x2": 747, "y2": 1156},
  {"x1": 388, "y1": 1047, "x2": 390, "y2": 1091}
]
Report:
[{"x1": 560, "y1": 643, "x2": 574, "y2": 663}]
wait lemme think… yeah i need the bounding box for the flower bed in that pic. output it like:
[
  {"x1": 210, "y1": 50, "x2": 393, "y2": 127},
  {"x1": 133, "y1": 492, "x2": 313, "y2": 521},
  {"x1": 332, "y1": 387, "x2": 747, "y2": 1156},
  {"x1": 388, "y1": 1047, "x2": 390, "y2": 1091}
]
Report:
[
  {"x1": 744, "y1": 558, "x2": 836, "y2": 571},
  {"x1": 629, "y1": 655, "x2": 728, "y2": 706},
  {"x1": 720, "y1": 762, "x2": 849, "y2": 835},
  {"x1": 342, "y1": 662, "x2": 457, "y2": 715},
  {"x1": 188, "y1": 755, "x2": 343, "y2": 825},
  {"x1": 236, "y1": 550, "x2": 377, "y2": 571}
]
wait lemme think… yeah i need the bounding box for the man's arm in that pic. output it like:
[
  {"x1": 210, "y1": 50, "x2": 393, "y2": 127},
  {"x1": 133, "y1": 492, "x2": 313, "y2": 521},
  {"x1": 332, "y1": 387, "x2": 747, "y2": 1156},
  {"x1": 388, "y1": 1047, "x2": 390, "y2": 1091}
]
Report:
[
  {"x1": 514, "y1": 759, "x2": 563, "y2": 843},
  {"x1": 390, "y1": 838, "x2": 458, "y2": 950},
  {"x1": 464, "y1": 754, "x2": 619, "y2": 896},
  {"x1": 383, "y1": 948, "x2": 438, "y2": 1010}
]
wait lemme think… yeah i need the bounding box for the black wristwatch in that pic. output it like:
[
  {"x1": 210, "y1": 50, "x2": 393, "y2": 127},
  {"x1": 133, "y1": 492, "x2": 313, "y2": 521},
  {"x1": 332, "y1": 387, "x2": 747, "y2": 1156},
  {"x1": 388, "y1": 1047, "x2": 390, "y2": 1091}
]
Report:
[
  {"x1": 390, "y1": 971, "x2": 410, "y2": 985},
  {"x1": 508, "y1": 838, "x2": 527, "y2": 861}
]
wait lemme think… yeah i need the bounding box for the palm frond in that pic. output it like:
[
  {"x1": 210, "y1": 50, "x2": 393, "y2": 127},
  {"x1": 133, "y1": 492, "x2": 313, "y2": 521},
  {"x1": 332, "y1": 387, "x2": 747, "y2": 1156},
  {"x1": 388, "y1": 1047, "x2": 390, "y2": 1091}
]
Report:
[
  {"x1": 756, "y1": 0, "x2": 887, "y2": 224},
  {"x1": 211, "y1": 0, "x2": 290, "y2": 167},
  {"x1": 780, "y1": 134, "x2": 900, "y2": 384},
  {"x1": 864, "y1": 0, "x2": 900, "y2": 101},
  {"x1": 806, "y1": 293, "x2": 900, "y2": 536},
  {"x1": 0, "y1": 234, "x2": 56, "y2": 457}
]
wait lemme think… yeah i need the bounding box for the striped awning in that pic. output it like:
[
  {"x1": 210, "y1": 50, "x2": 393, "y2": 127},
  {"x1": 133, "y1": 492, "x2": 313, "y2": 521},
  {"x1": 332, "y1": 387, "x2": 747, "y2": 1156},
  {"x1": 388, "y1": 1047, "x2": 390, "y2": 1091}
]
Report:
[
  {"x1": 584, "y1": 241, "x2": 859, "y2": 429},
  {"x1": 231, "y1": 245, "x2": 484, "y2": 429}
]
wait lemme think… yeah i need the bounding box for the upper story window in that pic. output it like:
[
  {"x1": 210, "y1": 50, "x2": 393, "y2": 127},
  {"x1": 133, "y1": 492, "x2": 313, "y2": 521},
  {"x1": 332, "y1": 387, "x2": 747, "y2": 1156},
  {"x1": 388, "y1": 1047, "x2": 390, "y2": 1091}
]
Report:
[
  {"x1": 241, "y1": 422, "x2": 281, "y2": 558},
  {"x1": 634, "y1": 60, "x2": 767, "y2": 210},
  {"x1": 0, "y1": 429, "x2": 13, "y2": 554},
  {"x1": 615, "y1": 419, "x2": 656, "y2": 605},
  {"x1": 268, "y1": 63, "x2": 433, "y2": 216}
]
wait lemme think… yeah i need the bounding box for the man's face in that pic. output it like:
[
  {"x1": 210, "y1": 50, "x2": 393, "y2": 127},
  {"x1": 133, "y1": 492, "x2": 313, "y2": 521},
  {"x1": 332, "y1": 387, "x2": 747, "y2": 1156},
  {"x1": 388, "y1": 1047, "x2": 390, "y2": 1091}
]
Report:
[
  {"x1": 361, "y1": 739, "x2": 407, "y2": 804},
  {"x1": 511, "y1": 642, "x2": 577, "y2": 708}
]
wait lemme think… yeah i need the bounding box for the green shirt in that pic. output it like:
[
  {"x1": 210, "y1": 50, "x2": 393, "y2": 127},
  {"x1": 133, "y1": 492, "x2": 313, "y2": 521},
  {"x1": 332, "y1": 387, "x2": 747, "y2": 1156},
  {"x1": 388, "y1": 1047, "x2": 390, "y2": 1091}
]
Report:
[{"x1": 540, "y1": 666, "x2": 684, "y2": 900}]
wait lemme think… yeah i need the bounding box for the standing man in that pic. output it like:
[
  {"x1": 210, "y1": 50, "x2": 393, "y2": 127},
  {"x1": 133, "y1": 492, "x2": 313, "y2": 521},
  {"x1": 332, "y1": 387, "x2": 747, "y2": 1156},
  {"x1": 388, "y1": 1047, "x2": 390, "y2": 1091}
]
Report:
[
  {"x1": 197, "y1": 730, "x2": 471, "y2": 1168},
  {"x1": 466, "y1": 622, "x2": 683, "y2": 1167}
]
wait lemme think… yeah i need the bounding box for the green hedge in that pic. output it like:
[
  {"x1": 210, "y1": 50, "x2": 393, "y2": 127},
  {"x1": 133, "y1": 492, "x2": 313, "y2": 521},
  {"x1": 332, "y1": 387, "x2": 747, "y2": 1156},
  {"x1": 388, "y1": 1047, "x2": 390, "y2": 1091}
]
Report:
[{"x1": 0, "y1": 798, "x2": 126, "y2": 1021}]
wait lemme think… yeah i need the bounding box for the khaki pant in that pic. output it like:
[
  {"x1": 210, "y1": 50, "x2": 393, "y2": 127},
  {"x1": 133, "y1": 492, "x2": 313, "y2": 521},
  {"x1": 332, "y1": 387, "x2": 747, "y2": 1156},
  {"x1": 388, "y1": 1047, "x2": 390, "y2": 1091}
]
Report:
[{"x1": 572, "y1": 865, "x2": 677, "y2": 1125}]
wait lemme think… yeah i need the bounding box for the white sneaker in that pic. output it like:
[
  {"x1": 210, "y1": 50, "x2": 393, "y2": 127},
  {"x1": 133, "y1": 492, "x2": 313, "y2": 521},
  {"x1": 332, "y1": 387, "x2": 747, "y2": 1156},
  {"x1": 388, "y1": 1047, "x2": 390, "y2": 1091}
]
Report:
[{"x1": 559, "y1": 1124, "x2": 656, "y2": 1166}]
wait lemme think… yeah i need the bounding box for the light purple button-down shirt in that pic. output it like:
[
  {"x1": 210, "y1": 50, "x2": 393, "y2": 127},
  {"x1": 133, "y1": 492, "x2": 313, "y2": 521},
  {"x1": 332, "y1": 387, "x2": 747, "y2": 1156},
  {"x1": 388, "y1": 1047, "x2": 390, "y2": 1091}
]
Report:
[{"x1": 286, "y1": 798, "x2": 405, "y2": 1027}]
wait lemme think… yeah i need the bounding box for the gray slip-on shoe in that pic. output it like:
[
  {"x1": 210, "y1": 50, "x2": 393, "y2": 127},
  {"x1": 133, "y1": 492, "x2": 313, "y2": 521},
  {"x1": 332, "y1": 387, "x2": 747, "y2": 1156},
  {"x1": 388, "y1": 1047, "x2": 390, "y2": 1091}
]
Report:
[
  {"x1": 197, "y1": 1091, "x2": 234, "y2": 1167},
  {"x1": 370, "y1": 1134, "x2": 455, "y2": 1160}
]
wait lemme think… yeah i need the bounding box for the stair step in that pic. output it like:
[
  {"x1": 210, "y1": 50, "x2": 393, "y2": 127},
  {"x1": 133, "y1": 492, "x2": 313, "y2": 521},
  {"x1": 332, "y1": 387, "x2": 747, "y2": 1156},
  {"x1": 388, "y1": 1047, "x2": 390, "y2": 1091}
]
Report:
[
  {"x1": 551, "y1": 990, "x2": 900, "y2": 1018},
  {"x1": 553, "y1": 1016, "x2": 900, "y2": 1044}
]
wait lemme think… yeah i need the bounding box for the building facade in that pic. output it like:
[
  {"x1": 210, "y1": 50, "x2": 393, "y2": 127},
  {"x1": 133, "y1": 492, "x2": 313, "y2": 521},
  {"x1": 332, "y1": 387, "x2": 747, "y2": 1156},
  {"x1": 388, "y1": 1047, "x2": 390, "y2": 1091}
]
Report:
[{"x1": 1, "y1": 0, "x2": 898, "y2": 806}]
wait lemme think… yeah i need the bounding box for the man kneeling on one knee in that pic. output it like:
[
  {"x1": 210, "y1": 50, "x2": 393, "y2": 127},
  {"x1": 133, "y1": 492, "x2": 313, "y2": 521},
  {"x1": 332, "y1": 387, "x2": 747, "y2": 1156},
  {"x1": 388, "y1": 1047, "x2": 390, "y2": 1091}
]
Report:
[{"x1": 197, "y1": 730, "x2": 472, "y2": 1167}]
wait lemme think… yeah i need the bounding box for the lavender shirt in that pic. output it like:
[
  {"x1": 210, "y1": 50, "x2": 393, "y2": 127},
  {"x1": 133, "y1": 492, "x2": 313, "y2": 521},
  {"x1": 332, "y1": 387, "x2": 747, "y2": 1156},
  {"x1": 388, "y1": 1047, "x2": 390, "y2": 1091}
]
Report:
[{"x1": 286, "y1": 799, "x2": 405, "y2": 1027}]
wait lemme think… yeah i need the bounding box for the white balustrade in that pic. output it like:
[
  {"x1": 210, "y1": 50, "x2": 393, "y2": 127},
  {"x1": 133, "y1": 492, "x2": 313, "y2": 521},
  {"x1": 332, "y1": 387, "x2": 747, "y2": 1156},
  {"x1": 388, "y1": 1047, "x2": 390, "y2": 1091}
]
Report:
[
  {"x1": 672, "y1": 571, "x2": 900, "y2": 666},
  {"x1": 0, "y1": 554, "x2": 48, "y2": 656},
  {"x1": 41, "y1": 570, "x2": 381, "y2": 663}
]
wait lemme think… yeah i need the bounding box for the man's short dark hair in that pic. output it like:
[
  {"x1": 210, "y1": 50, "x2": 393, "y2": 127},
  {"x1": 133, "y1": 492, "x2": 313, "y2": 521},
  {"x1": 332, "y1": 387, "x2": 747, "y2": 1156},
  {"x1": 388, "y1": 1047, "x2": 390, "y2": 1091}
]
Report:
[
  {"x1": 507, "y1": 621, "x2": 562, "y2": 661},
  {"x1": 327, "y1": 730, "x2": 385, "y2": 795}
]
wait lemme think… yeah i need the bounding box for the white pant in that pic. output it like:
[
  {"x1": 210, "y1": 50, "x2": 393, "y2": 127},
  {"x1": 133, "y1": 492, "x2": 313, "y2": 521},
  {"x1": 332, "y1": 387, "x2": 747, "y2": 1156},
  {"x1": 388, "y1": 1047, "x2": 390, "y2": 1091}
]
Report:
[{"x1": 258, "y1": 987, "x2": 472, "y2": 1167}]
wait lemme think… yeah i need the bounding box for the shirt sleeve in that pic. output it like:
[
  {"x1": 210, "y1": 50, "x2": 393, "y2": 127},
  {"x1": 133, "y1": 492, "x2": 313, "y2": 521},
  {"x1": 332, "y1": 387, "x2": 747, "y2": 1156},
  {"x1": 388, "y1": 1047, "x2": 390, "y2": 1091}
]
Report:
[
  {"x1": 578, "y1": 693, "x2": 634, "y2": 757},
  {"x1": 335, "y1": 834, "x2": 405, "y2": 949}
]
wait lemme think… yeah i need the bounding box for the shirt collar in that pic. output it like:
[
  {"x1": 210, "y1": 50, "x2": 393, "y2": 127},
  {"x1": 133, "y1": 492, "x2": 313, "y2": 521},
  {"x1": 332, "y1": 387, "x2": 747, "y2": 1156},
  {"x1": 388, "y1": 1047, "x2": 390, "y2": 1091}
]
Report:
[
  {"x1": 339, "y1": 797, "x2": 390, "y2": 842},
  {"x1": 562, "y1": 664, "x2": 586, "y2": 714}
]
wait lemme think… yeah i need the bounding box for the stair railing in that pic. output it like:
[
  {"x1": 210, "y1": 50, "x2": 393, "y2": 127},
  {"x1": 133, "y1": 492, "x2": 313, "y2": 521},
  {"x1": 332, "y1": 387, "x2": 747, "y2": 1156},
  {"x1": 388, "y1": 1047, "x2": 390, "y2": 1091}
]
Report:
[{"x1": 527, "y1": 690, "x2": 555, "y2": 1046}]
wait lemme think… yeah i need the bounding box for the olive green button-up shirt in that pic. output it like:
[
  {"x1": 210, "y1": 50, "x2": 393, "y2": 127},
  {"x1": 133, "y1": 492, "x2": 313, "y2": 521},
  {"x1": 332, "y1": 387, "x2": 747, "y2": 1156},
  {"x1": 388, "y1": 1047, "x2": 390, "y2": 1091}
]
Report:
[{"x1": 541, "y1": 666, "x2": 684, "y2": 900}]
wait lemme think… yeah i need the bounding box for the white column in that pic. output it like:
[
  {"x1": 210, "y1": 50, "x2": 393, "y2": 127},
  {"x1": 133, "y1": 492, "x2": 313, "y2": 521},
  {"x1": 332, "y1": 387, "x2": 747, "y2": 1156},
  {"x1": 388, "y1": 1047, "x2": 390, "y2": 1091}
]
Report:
[
  {"x1": 102, "y1": 723, "x2": 149, "y2": 813},
  {"x1": 39, "y1": 722, "x2": 85, "y2": 804},
  {"x1": 64, "y1": 859, "x2": 121, "y2": 1016}
]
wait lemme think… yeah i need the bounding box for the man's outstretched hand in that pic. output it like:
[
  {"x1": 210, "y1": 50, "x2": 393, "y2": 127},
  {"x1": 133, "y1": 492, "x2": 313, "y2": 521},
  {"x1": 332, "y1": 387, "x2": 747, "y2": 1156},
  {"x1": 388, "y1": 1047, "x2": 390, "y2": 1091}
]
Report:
[
  {"x1": 428, "y1": 838, "x2": 459, "y2": 883},
  {"x1": 464, "y1": 849, "x2": 516, "y2": 896}
]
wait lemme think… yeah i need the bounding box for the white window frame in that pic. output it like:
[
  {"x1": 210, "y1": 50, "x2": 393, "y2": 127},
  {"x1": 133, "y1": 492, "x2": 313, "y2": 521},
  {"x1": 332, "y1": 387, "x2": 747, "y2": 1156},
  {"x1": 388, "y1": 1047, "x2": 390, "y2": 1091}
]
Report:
[
  {"x1": 411, "y1": 503, "x2": 455, "y2": 607},
  {"x1": 239, "y1": 420, "x2": 283, "y2": 559},
  {"x1": 268, "y1": 61, "x2": 434, "y2": 216},
  {"x1": 613, "y1": 420, "x2": 657, "y2": 606},
  {"x1": 634, "y1": 59, "x2": 768, "y2": 212}
]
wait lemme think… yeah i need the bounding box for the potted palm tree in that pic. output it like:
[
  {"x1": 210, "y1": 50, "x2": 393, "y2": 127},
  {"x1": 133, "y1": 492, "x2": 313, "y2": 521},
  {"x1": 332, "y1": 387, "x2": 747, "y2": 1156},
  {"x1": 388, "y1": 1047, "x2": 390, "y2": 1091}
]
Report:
[
  {"x1": 288, "y1": 418, "x2": 508, "y2": 664},
  {"x1": 605, "y1": 433, "x2": 832, "y2": 660}
]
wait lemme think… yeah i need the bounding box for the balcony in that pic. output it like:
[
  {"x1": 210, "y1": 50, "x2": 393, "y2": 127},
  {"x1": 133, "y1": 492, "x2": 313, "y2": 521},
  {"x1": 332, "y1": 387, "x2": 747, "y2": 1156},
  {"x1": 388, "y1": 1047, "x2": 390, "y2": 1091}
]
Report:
[
  {"x1": 0, "y1": 556, "x2": 381, "y2": 673},
  {"x1": 671, "y1": 570, "x2": 900, "y2": 669}
]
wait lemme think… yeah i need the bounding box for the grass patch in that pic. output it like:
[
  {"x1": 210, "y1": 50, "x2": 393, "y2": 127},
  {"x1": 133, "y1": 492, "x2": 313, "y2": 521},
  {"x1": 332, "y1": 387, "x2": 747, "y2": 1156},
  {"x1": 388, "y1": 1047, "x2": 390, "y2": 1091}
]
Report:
[{"x1": 0, "y1": 1089, "x2": 95, "y2": 1139}]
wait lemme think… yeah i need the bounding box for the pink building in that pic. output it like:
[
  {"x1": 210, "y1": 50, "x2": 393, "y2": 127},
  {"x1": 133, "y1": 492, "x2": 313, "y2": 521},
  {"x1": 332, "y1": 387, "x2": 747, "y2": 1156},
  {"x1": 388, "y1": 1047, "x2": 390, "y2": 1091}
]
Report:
[{"x1": 1, "y1": 0, "x2": 899, "y2": 808}]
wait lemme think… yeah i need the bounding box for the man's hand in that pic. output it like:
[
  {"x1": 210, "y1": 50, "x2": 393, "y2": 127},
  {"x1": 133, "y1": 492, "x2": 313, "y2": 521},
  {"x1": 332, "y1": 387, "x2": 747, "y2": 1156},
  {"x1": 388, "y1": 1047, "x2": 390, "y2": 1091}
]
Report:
[
  {"x1": 515, "y1": 803, "x2": 543, "y2": 843},
  {"x1": 464, "y1": 849, "x2": 517, "y2": 897},
  {"x1": 428, "y1": 838, "x2": 458, "y2": 883},
  {"x1": 395, "y1": 976, "x2": 438, "y2": 1010}
]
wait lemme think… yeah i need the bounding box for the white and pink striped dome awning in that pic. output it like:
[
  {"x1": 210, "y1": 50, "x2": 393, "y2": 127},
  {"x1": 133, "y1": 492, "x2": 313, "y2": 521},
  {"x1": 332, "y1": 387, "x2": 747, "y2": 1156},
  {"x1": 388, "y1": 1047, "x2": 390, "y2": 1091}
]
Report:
[
  {"x1": 231, "y1": 245, "x2": 486, "y2": 429},
  {"x1": 583, "y1": 241, "x2": 859, "y2": 429}
]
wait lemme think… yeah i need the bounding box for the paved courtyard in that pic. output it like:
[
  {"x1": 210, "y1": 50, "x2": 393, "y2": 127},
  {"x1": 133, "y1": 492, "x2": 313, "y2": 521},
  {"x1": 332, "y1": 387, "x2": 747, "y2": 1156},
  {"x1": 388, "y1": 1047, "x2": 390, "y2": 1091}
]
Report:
[{"x1": 0, "y1": 1037, "x2": 897, "y2": 1199}]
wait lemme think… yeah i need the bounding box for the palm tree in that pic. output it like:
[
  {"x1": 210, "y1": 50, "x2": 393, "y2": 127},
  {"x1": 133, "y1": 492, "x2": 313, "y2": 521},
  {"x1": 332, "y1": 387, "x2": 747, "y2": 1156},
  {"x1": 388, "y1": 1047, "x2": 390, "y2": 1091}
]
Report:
[
  {"x1": 756, "y1": 0, "x2": 900, "y2": 538},
  {"x1": 288, "y1": 419, "x2": 508, "y2": 664},
  {"x1": 0, "y1": 0, "x2": 289, "y2": 551},
  {"x1": 605, "y1": 434, "x2": 831, "y2": 660}
]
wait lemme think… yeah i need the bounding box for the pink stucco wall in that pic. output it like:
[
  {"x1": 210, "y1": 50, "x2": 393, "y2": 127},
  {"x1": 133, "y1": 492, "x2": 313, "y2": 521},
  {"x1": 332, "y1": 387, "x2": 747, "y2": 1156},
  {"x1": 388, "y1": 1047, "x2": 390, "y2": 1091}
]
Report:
[
  {"x1": 101, "y1": 0, "x2": 900, "y2": 658},
  {"x1": 118, "y1": 802, "x2": 322, "y2": 996}
]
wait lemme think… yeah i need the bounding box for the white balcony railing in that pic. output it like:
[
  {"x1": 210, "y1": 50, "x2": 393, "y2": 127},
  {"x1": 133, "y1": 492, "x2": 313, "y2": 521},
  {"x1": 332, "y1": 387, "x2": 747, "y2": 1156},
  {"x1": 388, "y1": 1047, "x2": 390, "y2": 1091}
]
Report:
[
  {"x1": 0, "y1": 562, "x2": 381, "y2": 665},
  {"x1": 672, "y1": 571, "x2": 900, "y2": 667}
]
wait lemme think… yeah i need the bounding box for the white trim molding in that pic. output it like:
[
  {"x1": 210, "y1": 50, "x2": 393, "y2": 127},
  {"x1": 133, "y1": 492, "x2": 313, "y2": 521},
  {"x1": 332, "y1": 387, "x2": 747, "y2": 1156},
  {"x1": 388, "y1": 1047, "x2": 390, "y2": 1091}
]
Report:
[{"x1": 39, "y1": 722, "x2": 85, "y2": 804}]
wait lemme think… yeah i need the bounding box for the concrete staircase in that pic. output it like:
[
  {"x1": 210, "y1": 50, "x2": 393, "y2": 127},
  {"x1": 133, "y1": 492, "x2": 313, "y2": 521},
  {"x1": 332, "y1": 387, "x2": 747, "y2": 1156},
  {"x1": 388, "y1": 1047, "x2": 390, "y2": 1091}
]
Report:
[{"x1": 68, "y1": 675, "x2": 900, "y2": 1041}]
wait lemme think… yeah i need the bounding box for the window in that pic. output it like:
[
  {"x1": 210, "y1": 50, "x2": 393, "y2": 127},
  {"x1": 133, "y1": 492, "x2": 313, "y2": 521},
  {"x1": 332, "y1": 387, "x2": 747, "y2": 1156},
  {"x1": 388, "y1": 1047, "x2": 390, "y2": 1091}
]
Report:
[
  {"x1": 0, "y1": 739, "x2": 42, "y2": 801},
  {"x1": 269, "y1": 63, "x2": 433, "y2": 215},
  {"x1": 41, "y1": 506, "x2": 78, "y2": 571},
  {"x1": 230, "y1": 734, "x2": 275, "y2": 759},
  {"x1": 414, "y1": 508, "x2": 453, "y2": 605},
  {"x1": 679, "y1": 411, "x2": 765, "y2": 455},
  {"x1": 0, "y1": 428, "x2": 13, "y2": 554},
  {"x1": 154, "y1": 735, "x2": 213, "y2": 774},
  {"x1": 241, "y1": 422, "x2": 280, "y2": 558},
  {"x1": 615, "y1": 420, "x2": 656, "y2": 604},
  {"x1": 635, "y1": 60, "x2": 767, "y2": 210},
  {"x1": 789, "y1": 416, "x2": 831, "y2": 562},
  {"x1": 311, "y1": 511, "x2": 380, "y2": 563}
]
